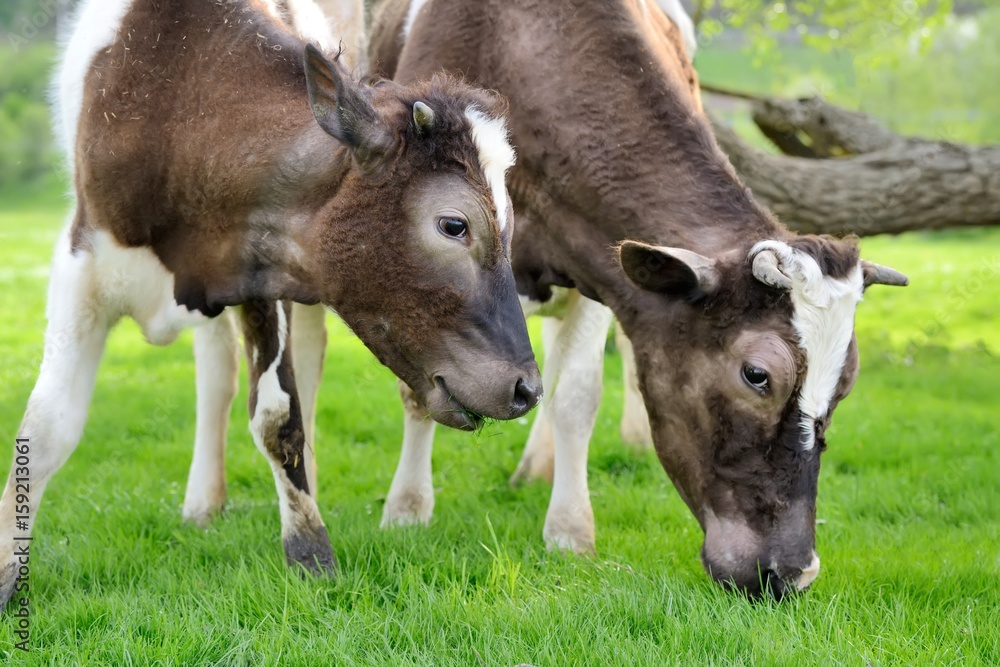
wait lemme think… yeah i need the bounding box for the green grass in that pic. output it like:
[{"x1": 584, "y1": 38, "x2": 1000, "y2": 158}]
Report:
[{"x1": 1, "y1": 190, "x2": 999, "y2": 665}]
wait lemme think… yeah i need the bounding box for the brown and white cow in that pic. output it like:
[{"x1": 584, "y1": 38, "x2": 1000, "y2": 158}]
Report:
[
  {"x1": 0, "y1": 0, "x2": 542, "y2": 608},
  {"x1": 368, "y1": 0, "x2": 908, "y2": 598}
]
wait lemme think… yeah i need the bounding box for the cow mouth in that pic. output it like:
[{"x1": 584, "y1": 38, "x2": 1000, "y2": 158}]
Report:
[{"x1": 425, "y1": 377, "x2": 485, "y2": 431}]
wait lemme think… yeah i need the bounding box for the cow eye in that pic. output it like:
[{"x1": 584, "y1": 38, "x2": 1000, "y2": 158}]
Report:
[
  {"x1": 438, "y1": 217, "x2": 468, "y2": 239},
  {"x1": 742, "y1": 364, "x2": 769, "y2": 392}
]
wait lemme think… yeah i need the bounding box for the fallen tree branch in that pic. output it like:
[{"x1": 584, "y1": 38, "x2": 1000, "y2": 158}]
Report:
[
  {"x1": 710, "y1": 116, "x2": 1000, "y2": 236},
  {"x1": 702, "y1": 83, "x2": 905, "y2": 157}
]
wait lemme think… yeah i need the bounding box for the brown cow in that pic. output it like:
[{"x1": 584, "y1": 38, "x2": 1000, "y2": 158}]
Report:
[
  {"x1": 0, "y1": 0, "x2": 542, "y2": 608},
  {"x1": 369, "y1": 0, "x2": 907, "y2": 598}
]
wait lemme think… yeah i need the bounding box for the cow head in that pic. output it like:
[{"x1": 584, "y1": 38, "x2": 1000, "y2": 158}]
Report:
[
  {"x1": 619, "y1": 235, "x2": 907, "y2": 598},
  {"x1": 302, "y1": 46, "x2": 540, "y2": 429}
]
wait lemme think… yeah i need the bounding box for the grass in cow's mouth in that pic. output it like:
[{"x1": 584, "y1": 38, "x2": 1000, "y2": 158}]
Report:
[
  {"x1": 436, "y1": 394, "x2": 486, "y2": 431},
  {"x1": 1, "y1": 183, "x2": 998, "y2": 664}
]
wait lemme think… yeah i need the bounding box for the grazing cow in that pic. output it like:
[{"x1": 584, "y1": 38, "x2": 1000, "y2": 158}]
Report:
[
  {"x1": 0, "y1": 0, "x2": 542, "y2": 608},
  {"x1": 369, "y1": 0, "x2": 907, "y2": 598}
]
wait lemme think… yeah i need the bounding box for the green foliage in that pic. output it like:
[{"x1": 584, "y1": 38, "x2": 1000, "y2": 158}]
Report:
[
  {"x1": 697, "y1": 0, "x2": 953, "y2": 66},
  {"x1": 856, "y1": 8, "x2": 1000, "y2": 144},
  {"x1": 0, "y1": 202, "x2": 998, "y2": 664},
  {"x1": 0, "y1": 43, "x2": 58, "y2": 191},
  {"x1": 696, "y1": 7, "x2": 1000, "y2": 145}
]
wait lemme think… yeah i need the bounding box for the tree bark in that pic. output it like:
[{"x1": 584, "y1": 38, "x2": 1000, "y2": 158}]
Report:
[{"x1": 703, "y1": 86, "x2": 1000, "y2": 237}]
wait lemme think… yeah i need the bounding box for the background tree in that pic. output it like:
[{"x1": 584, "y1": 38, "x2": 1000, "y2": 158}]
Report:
[{"x1": 690, "y1": 0, "x2": 1000, "y2": 235}]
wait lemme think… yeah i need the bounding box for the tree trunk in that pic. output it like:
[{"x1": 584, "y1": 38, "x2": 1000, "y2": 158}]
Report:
[{"x1": 703, "y1": 87, "x2": 1000, "y2": 237}]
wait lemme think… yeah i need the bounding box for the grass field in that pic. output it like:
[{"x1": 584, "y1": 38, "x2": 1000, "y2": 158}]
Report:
[{"x1": 0, "y1": 176, "x2": 998, "y2": 665}]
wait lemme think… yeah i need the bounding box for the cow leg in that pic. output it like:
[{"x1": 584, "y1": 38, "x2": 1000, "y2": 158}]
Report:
[
  {"x1": 0, "y1": 228, "x2": 113, "y2": 608},
  {"x1": 615, "y1": 320, "x2": 652, "y2": 450},
  {"x1": 291, "y1": 302, "x2": 326, "y2": 500},
  {"x1": 381, "y1": 380, "x2": 436, "y2": 527},
  {"x1": 182, "y1": 311, "x2": 240, "y2": 526},
  {"x1": 241, "y1": 300, "x2": 335, "y2": 575},
  {"x1": 542, "y1": 292, "x2": 613, "y2": 554},
  {"x1": 509, "y1": 316, "x2": 561, "y2": 485}
]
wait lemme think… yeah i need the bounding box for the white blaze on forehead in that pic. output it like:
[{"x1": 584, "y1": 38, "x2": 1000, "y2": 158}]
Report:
[
  {"x1": 751, "y1": 241, "x2": 864, "y2": 450},
  {"x1": 403, "y1": 0, "x2": 432, "y2": 38},
  {"x1": 464, "y1": 107, "x2": 516, "y2": 232}
]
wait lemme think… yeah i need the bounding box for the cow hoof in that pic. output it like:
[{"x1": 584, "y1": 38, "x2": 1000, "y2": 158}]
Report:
[
  {"x1": 181, "y1": 501, "x2": 225, "y2": 528},
  {"x1": 284, "y1": 525, "x2": 337, "y2": 576},
  {"x1": 182, "y1": 483, "x2": 227, "y2": 527},
  {"x1": 543, "y1": 504, "x2": 595, "y2": 554},
  {"x1": 509, "y1": 452, "x2": 554, "y2": 486},
  {"x1": 380, "y1": 490, "x2": 434, "y2": 528},
  {"x1": 544, "y1": 530, "x2": 596, "y2": 555}
]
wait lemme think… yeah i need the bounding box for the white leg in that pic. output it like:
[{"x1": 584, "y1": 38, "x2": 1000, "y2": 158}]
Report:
[
  {"x1": 542, "y1": 292, "x2": 613, "y2": 554},
  {"x1": 510, "y1": 316, "x2": 562, "y2": 485},
  {"x1": 291, "y1": 302, "x2": 326, "y2": 499},
  {"x1": 615, "y1": 320, "x2": 652, "y2": 450},
  {"x1": 182, "y1": 311, "x2": 239, "y2": 526},
  {"x1": 381, "y1": 380, "x2": 436, "y2": 527},
  {"x1": 0, "y1": 228, "x2": 113, "y2": 608}
]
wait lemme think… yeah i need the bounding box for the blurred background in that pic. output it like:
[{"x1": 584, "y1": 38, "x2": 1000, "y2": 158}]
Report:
[{"x1": 1, "y1": 0, "x2": 997, "y2": 200}]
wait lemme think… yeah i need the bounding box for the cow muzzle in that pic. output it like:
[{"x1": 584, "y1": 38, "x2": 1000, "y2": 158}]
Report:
[
  {"x1": 422, "y1": 362, "x2": 542, "y2": 430},
  {"x1": 701, "y1": 547, "x2": 821, "y2": 600},
  {"x1": 701, "y1": 511, "x2": 820, "y2": 600}
]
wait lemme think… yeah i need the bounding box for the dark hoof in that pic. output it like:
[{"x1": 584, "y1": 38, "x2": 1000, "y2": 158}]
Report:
[{"x1": 283, "y1": 525, "x2": 337, "y2": 576}]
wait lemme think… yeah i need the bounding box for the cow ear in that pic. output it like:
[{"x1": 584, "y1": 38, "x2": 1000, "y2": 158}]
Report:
[
  {"x1": 619, "y1": 241, "x2": 720, "y2": 300},
  {"x1": 303, "y1": 44, "x2": 392, "y2": 163}
]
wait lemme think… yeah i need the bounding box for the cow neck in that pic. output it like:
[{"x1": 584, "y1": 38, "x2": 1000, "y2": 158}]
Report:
[{"x1": 234, "y1": 120, "x2": 355, "y2": 304}]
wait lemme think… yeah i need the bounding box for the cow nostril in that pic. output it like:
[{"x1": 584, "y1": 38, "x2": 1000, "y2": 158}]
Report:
[{"x1": 511, "y1": 377, "x2": 541, "y2": 414}]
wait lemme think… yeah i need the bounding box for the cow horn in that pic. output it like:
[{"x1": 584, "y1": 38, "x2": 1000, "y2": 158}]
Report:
[
  {"x1": 752, "y1": 250, "x2": 793, "y2": 290},
  {"x1": 413, "y1": 101, "x2": 435, "y2": 135},
  {"x1": 861, "y1": 260, "x2": 909, "y2": 287}
]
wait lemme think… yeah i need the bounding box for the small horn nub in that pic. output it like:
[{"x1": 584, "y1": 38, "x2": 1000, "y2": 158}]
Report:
[
  {"x1": 413, "y1": 100, "x2": 435, "y2": 135},
  {"x1": 752, "y1": 250, "x2": 793, "y2": 290},
  {"x1": 861, "y1": 260, "x2": 909, "y2": 287}
]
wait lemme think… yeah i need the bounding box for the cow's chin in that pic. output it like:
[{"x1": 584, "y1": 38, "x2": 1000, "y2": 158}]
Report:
[{"x1": 421, "y1": 377, "x2": 484, "y2": 431}]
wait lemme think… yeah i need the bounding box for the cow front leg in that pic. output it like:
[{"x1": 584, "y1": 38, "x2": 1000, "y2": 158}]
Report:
[
  {"x1": 0, "y1": 227, "x2": 113, "y2": 609},
  {"x1": 615, "y1": 320, "x2": 652, "y2": 450},
  {"x1": 182, "y1": 310, "x2": 239, "y2": 526},
  {"x1": 241, "y1": 300, "x2": 335, "y2": 575},
  {"x1": 291, "y1": 303, "x2": 327, "y2": 501},
  {"x1": 509, "y1": 316, "x2": 562, "y2": 485},
  {"x1": 542, "y1": 293, "x2": 612, "y2": 554},
  {"x1": 381, "y1": 380, "x2": 436, "y2": 527}
]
